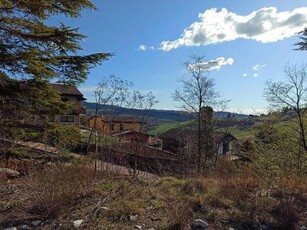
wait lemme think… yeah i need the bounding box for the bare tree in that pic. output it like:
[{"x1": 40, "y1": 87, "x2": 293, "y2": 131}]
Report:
[
  {"x1": 264, "y1": 63, "x2": 307, "y2": 152},
  {"x1": 129, "y1": 90, "x2": 158, "y2": 178},
  {"x1": 87, "y1": 75, "x2": 132, "y2": 153},
  {"x1": 174, "y1": 56, "x2": 219, "y2": 174}
]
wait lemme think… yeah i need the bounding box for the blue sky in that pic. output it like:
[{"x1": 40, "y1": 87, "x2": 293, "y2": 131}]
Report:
[{"x1": 56, "y1": 0, "x2": 307, "y2": 114}]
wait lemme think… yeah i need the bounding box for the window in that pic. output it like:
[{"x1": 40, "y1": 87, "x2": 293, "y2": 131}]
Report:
[
  {"x1": 61, "y1": 97, "x2": 69, "y2": 102},
  {"x1": 60, "y1": 116, "x2": 75, "y2": 123},
  {"x1": 120, "y1": 124, "x2": 124, "y2": 131},
  {"x1": 110, "y1": 123, "x2": 115, "y2": 131}
]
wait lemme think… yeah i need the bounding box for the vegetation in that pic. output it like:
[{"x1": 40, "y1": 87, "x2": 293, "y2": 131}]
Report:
[
  {"x1": 148, "y1": 120, "x2": 195, "y2": 135},
  {"x1": 264, "y1": 63, "x2": 307, "y2": 152},
  {"x1": 174, "y1": 56, "x2": 220, "y2": 174},
  {"x1": 0, "y1": 0, "x2": 111, "y2": 141},
  {"x1": 1, "y1": 159, "x2": 306, "y2": 229},
  {"x1": 295, "y1": 27, "x2": 307, "y2": 51},
  {"x1": 0, "y1": 1, "x2": 306, "y2": 230}
]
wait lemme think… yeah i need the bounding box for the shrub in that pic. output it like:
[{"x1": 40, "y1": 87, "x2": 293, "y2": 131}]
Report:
[
  {"x1": 28, "y1": 162, "x2": 95, "y2": 217},
  {"x1": 46, "y1": 124, "x2": 80, "y2": 150}
]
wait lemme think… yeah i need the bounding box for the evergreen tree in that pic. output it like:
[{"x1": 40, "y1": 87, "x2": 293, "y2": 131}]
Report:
[
  {"x1": 0, "y1": 1, "x2": 111, "y2": 136},
  {"x1": 295, "y1": 28, "x2": 307, "y2": 51}
]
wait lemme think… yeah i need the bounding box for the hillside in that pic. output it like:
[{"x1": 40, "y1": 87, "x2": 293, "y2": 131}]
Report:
[{"x1": 83, "y1": 102, "x2": 250, "y2": 124}]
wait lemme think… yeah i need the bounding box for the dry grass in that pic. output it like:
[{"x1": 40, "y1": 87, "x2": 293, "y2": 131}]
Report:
[
  {"x1": 27, "y1": 161, "x2": 96, "y2": 217},
  {"x1": 1, "y1": 156, "x2": 306, "y2": 230}
]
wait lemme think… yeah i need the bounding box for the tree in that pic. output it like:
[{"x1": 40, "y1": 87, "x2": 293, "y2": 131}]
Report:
[
  {"x1": 295, "y1": 28, "x2": 307, "y2": 51},
  {"x1": 200, "y1": 106, "x2": 215, "y2": 172},
  {"x1": 0, "y1": 0, "x2": 111, "y2": 138},
  {"x1": 129, "y1": 90, "x2": 158, "y2": 178},
  {"x1": 264, "y1": 63, "x2": 307, "y2": 152},
  {"x1": 174, "y1": 56, "x2": 219, "y2": 174},
  {"x1": 87, "y1": 75, "x2": 132, "y2": 153}
]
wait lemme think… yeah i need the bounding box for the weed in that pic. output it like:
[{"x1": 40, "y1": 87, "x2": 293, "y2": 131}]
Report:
[{"x1": 27, "y1": 162, "x2": 95, "y2": 217}]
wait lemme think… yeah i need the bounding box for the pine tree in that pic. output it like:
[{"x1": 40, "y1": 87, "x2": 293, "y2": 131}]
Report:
[{"x1": 0, "y1": 0, "x2": 111, "y2": 137}]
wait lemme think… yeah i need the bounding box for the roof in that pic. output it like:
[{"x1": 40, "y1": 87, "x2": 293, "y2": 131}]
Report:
[
  {"x1": 159, "y1": 127, "x2": 195, "y2": 139},
  {"x1": 91, "y1": 115, "x2": 142, "y2": 123},
  {"x1": 160, "y1": 128, "x2": 237, "y2": 142},
  {"x1": 51, "y1": 84, "x2": 86, "y2": 100},
  {"x1": 215, "y1": 132, "x2": 238, "y2": 143}
]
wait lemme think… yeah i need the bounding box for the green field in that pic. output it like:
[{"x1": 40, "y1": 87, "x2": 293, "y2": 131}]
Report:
[
  {"x1": 148, "y1": 120, "x2": 195, "y2": 135},
  {"x1": 149, "y1": 119, "x2": 257, "y2": 139}
]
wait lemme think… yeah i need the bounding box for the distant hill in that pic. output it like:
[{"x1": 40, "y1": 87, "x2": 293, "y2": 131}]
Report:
[{"x1": 82, "y1": 102, "x2": 250, "y2": 123}]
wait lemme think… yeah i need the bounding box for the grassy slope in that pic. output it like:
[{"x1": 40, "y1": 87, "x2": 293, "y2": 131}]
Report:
[
  {"x1": 1, "y1": 160, "x2": 306, "y2": 230},
  {"x1": 148, "y1": 120, "x2": 195, "y2": 135},
  {"x1": 149, "y1": 119, "x2": 257, "y2": 139}
]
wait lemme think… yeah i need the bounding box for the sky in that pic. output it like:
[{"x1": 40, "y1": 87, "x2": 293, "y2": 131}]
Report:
[{"x1": 55, "y1": 0, "x2": 307, "y2": 114}]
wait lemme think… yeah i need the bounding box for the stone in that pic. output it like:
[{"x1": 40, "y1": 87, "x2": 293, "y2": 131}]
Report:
[
  {"x1": 31, "y1": 220, "x2": 42, "y2": 227},
  {"x1": 73, "y1": 219, "x2": 84, "y2": 228},
  {"x1": 134, "y1": 225, "x2": 143, "y2": 229},
  {"x1": 147, "y1": 228, "x2": 156, "y2": 230},
  {"x1": 4, "y1": 227, "x2": 17, "y2": 230},
  {"x1": 191, "y1": 219, "x2": 209, "y2": 230},
  {"x1": 228, "y1": 228, "x2": 235, "y2": 230},
  {"x1": 129, "y1": 214, "x2": 138, "y2": 221},
  {"x1": 21, "y1": 225, "x2": 29, "y2": 229},
  {"x1": 300, "y1": 226, "x2": 307, "y2": 230}
]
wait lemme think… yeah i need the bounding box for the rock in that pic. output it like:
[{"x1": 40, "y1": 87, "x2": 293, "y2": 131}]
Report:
[
  {"x1": 21, "y1": 225, "x2": 29, "y2": 229},
  {"x1": 129, "y1": 214, "x2": 138, "y2": 221},
  {"x1": 147, "y1": 228, "x2": 156, "y2": 230},
  {"x1": 0, "y1": 168, "x2": 20, "y2": 177},
  {"x1": 4, "y1": 227, "x2": 17, "y2": 230},
  {"x1": 32, "y1": 220, "x2": 42, "y2": 227},
  {"x1": 73, "y1": 219, "x2": 84, "y2": 228},
  {"x1": 300, "y1": 226, "x2": 307, "y2": 230},
  {"x1": 134, "y1": 225, "x2": 143, "y2": 229},
  {"x1": 228, "y1": 228, "x2": 235, "y2": 230},
  {"x1": 191, "y1": 219, "x2": 209, "y2": 230}
]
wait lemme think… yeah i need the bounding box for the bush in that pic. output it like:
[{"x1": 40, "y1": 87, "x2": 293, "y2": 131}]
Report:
[
  {"x1": 28, "y1": 162, "x2": 95, "y2": 217},
  {"x1": 46, "y1": 124, "x2": 80, "y2": 150}
]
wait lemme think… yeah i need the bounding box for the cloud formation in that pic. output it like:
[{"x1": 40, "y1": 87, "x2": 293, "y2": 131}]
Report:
[
  {"x1": 188, "y1": 57, "x2": 234, "y2": 71},
  {"x1": 138, "y1": 44, "x2": 154, "y2": 51},
  {"x1": 252, "y1": 64, "x2": 267, "y2": 71},
  {"x1": 160, "y1": 7, "x2": 307, "y2": 51}
]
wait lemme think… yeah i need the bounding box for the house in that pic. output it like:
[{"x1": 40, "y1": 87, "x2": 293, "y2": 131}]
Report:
[
  {"x1": 115, "y1": 130, "x2": 162, "y2": 148},
  {"x1": 215, "y1": 132, "x2": 238, "y2": 155},
  {"x1": 50, "y1": 84, "x2": 86, "y2": 127},
  {"x1": 159, "y1": 127, "x2": 237, "y2": 156},
  {"x1": 88, "y1": 115, "x2": 142, "y2": 134}
]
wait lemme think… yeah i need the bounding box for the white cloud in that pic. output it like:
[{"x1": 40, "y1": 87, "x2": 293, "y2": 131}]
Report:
[
  {"x1": 242, "y1": 73, "x2": 248, "y2": 77},
  {"x1": 229, "y1": 108, "x2": 268, "y2": 115},
  {"x1": 160, "y1": 7, "x2": 307, "y2": 51},
  {"x1": 138, "y1": 44, "x2": 154, "y2": 51},
  {"x1": 252, "y1": 64, "x2": 267, "y2": 71},
  {"x1": 188, "y1": 57, "x2": 234, "y2": 71},
  {"x1": 253, "y1": 73, "x2": 259, "y2": 77}
]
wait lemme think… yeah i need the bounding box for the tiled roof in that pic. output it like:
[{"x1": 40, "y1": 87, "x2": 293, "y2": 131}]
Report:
[{"x1": 51, "y1": 83, "x2": 86, "y2": 100}]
